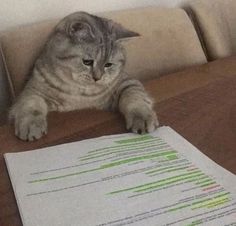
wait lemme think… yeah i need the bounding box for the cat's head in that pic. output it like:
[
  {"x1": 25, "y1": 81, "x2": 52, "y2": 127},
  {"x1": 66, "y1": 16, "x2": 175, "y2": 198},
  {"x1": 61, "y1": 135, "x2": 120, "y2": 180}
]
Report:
[{"x1": 48, "y1": 12, "x2": 139, "y2": 84}]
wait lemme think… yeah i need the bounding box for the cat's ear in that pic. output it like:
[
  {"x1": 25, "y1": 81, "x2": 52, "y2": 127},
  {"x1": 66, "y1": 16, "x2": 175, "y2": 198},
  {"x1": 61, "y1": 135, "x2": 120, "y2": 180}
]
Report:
[
  {"x1": 110, "y1": 22, "x2": 140, "y2": 41},
  {"x1": 69, "y1": 21, "x2": 95, "y2": 42}
]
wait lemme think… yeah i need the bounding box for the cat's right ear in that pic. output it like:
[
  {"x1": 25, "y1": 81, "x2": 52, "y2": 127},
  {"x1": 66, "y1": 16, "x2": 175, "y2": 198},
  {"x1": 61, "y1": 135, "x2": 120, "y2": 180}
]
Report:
[
  {"x1": 108, "y1": 20, "x2": 140, "y2": 42},
  {"x1": 68, "y1": 21, "x2": 95, "y2": 42}
]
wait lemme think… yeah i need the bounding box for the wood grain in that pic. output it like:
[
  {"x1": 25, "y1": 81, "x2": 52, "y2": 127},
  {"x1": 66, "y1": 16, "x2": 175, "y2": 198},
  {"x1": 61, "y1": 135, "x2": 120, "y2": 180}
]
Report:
[{"x1": 0, "y1": 56, "x2": 236, "y2": 226}]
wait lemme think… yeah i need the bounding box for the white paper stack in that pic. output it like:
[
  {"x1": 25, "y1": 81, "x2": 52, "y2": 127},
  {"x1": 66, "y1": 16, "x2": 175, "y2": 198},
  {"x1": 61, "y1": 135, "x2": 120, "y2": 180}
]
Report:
[{"x1": 4, "y1": 126, "x2": 236, "y2": 226}]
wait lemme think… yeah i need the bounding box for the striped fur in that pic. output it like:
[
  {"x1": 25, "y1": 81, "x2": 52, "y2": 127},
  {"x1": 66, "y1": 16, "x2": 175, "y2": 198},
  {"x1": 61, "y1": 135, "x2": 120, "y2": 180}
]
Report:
[{"x1": 10, "y1": 12, "x2": 158, "y2": 141}]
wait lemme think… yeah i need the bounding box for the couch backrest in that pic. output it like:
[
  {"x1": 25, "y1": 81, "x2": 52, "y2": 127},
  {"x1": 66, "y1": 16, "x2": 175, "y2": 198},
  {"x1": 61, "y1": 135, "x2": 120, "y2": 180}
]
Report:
[
  {"x1": 0, "y1": 7, "x2": 207, "y2": 98},
  {"x1": 187, "y1": 0, "x2": 236, "y2": 60}
]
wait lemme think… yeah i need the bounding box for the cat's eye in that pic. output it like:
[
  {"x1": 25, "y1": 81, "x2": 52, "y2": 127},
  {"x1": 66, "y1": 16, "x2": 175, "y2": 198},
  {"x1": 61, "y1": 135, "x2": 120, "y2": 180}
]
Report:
[
  {"x1": 83, "y1": 59, "x2": 94, "y2": 66},
  {"x1": 104, "y1": 63, "x2": 113, "y2": 68}
]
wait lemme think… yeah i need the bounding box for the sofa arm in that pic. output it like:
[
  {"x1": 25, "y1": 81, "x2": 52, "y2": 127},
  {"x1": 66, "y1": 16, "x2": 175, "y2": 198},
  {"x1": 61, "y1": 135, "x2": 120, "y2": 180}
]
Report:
[{"x1": 0, "y1": 44, "x2": 13, "y2": 125}]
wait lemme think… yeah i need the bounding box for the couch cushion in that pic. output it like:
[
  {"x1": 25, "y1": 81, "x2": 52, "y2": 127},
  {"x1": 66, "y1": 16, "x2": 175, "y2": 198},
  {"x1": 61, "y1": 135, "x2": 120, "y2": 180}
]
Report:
[
  {"x1": 187, "y1": 0, "x2": 236, "y2": 60},
  {"x1": 0, "y1": 7, "x2": 207, "y2": 98}
]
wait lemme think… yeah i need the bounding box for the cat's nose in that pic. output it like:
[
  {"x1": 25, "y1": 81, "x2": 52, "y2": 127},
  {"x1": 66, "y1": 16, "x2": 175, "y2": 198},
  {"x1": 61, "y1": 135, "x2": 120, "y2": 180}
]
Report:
[
  {"x1": 92, "y1": 70, "x2": 103, "y2": 81},
  {"x1": 93, "y1": 76, "x2": 100, "y2": 81}
]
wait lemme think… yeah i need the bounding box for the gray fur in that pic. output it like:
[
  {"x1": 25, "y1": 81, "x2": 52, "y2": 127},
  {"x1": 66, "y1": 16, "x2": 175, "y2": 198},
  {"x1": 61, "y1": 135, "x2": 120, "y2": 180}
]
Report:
[{"x1": 10, "y1": 12, "x2": 159, "y2": 141}]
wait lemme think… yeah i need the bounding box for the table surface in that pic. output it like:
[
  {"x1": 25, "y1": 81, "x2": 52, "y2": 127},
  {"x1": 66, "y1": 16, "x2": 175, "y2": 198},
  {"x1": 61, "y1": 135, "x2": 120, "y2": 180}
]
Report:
[{"x1": 0, "y1": 56, "x2": 236, "y2": 226}]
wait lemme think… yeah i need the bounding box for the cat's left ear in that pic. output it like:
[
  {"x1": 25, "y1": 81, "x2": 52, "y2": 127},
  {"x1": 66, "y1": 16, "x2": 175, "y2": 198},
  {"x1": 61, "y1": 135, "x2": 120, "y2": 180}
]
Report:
[
  {"x1": 110, "y1": 21, "x2": 140, "y2": 41},
  {"x1": 69, "y1": 21, "x2": 95, "y2": 42}
]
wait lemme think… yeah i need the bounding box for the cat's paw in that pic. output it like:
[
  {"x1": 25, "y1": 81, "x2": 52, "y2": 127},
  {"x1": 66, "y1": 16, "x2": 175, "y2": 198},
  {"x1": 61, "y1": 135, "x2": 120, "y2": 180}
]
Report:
[
  {"x1": 125, "y1": 109, "x2": 159, "y2": 134},
  {"x1": 14, "y1": 113, "x2": 47, "y2": 141}
]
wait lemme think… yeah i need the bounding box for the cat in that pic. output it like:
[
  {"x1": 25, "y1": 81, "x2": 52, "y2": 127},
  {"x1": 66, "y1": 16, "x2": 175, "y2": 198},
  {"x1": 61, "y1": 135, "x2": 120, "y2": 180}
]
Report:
[{"x1": 9, "y1": 11, "x2": 159, "y2": 141}]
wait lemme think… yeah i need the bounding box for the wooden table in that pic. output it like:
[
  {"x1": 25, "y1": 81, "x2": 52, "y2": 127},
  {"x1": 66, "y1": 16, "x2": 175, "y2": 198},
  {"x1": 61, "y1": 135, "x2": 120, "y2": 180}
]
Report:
[{"x1": 0, "y1": 56, "x2": 236, "y2": 225}]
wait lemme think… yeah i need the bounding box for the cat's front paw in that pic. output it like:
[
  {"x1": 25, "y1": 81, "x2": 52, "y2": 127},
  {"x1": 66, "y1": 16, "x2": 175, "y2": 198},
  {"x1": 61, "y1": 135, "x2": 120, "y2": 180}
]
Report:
[
  {"x1": 14, "y1": 114, "x2": 47, "y2": 141},
  {"x1": 125, "y1": 109, "x2": 159, "y2": 134}
]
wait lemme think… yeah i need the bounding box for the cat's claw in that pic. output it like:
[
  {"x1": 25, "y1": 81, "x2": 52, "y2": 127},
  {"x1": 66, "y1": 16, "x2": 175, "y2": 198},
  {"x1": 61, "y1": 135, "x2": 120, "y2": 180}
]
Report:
[
  {"x1": 15, "y1": 115, "x2": 47, "y2": 141},
  {"x1": 126, "y1": 110, "x2": 159, "y2": 134}
]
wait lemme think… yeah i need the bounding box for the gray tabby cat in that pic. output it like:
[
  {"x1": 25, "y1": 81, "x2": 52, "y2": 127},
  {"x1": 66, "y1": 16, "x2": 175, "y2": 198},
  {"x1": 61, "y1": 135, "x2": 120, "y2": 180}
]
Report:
[{"x1": 10, "y1": 12, "x2": 159, "y2": 141}]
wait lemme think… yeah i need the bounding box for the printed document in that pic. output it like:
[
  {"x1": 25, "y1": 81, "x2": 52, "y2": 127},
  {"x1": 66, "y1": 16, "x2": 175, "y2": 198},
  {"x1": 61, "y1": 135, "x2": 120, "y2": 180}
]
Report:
[{"x1": 4, "y1": 126, "x2": 236, "y2": 226}]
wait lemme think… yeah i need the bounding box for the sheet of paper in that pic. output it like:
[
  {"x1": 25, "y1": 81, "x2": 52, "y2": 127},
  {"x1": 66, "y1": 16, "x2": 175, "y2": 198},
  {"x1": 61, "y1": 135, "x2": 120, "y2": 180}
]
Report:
[{"x1": 4, "y1": 126, "x2": 236, "y2": 226}]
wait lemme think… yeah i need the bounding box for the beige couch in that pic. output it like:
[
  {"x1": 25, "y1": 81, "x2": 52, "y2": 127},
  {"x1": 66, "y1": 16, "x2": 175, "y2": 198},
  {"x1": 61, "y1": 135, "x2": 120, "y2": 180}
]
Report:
[
  {"x1": 186, "y1": 0, "x2": 236, "y2": 60},
  {"x1": 0, "y1": 3, "x2": 234, "y2": 125},
  {"x1": 0, "y1": 7, "x2": 206, "y2": 98},
  {"x1": 0, "y1": 44, "x2": 11, "y2": 117}
]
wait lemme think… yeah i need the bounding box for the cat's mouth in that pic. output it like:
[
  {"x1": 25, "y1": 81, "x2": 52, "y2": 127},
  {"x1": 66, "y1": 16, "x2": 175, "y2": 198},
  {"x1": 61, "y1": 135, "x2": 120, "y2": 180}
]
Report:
[
  {"x1": 72, "y1": 73, "x2": 106, "y2": 87},
  {"x1": 82, "y1": 74, "x2": 105, "y2": 84}
]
